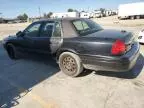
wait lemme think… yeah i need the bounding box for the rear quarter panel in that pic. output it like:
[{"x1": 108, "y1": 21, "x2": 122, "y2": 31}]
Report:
[{"x1": 61, "y1": 36, "x2": 113, "y2": 56}]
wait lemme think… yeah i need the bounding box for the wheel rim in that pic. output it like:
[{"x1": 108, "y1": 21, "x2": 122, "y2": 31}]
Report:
[{"x1": 62, "y1": 55, "x2": 77, "y2": 74}]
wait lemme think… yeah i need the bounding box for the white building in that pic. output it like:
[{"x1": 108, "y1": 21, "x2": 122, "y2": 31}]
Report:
[
  {"x1": 80, "y1": 12, "x2": 90, "y2": 18},
  {"x1": 93, "y1": 10, "x2": 102, "y2": 18},
  {"x1": 52, "y1": 12, "x2": 79, "y2": 18}
]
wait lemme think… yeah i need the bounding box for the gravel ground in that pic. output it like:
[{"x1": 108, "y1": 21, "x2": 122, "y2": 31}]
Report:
[
  {"x1": 93, "y1": 16, "x2": 144, "y2": 27},
  {"x1": 0, "y1": 23, "x2": 30, "y2": 40},
  {"x1": 0, "y1": 21, "x2": 144, "y2": 108}
]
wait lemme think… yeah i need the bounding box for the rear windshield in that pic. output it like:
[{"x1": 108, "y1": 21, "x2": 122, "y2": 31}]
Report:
[{"x1": 72, "y1": 19, "x2": 103, "y2": 36}]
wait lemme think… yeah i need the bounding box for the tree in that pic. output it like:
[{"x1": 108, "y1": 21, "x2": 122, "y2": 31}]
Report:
[
  {"x1": 47, "y1": 12, "x2": 53, "y2": 18},
  {"x1": 17, "y1": 13, "x2": 28, "y2": 20},
  {"x1": 67, "y1": 8, "x2": 74, "y2": 12},
  {"x1": 74, "y1": 10, "x2": 78, "y2": 12},
  {"x1": 23, "y1": 13, "x2": 28, "y2": 20},
  {"x1": 43, "y1": 13, "x2": 48, "y2": 18},
  {"x1": 43, "y1": 12, "x2": 53, "y2": 18},
  {"x1": 17, "y1": 15, "x2": 23, "y2": 20},
  {"x1": 100, "y1": 8, "x2": 106, "y2": 17}
]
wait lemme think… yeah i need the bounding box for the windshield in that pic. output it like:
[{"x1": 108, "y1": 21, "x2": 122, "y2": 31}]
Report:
[{"x1": 72, "y1": 19, "x2": 103, "y2": 36}]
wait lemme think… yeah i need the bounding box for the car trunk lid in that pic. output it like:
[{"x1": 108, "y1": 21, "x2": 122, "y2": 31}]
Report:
[{"x1": 86, "y1": 29, "x2": 134, "y2": 52}]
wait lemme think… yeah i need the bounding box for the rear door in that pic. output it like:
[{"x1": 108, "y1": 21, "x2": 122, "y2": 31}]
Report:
[
  {"x1": 50, "y1": 21, "x2": 63, "y2": 53},
  {"x1": 36, "y1": 21, "x2": 62, "y2": 54}
]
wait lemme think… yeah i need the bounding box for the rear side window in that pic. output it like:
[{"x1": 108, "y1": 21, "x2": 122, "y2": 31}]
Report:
[
  {"x1": 72, "y1": 19, "x2": 103, "y2": 36},
  {"x1": 53, "y1": 22, "x2": 61, "y2": 37},
  {"x1": 40, "y1": 21, "x2": 61, "y2": 37},
  {"x1": 41, "y1": 22, "x2": 54, "y2": 37}
]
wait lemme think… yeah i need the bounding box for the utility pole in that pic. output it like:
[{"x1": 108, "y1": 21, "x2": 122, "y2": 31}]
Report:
[
  {"x1": 88, "y1": 6, "x2": 90, "y2": 12},
  {"x1": 38, "y1": 7, "x2": 41, "y2": 19},
  {"x1": 0, "y1": 13, "x2": 2, "y2": 20},
  {"x1": 0, "y1": 13, "x2": 2, "y2": 18},
  {"x1": 0, "y1": 13, "x2": 2, "y2": 23}
]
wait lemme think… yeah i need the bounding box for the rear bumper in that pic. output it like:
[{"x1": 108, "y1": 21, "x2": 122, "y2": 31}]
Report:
[{"x1": 80, "y1": 42, "x2": 140, "y2": 72}]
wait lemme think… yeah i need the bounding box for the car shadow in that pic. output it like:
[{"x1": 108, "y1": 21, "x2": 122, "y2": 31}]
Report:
[
  {"x1": 77, "y1": 69, "x2": 93, "y2": 77},
  {"x1": 0, "y1": 44, "x2": 60, "y2": 108},
  {"x1": 94, "y1": 54, "x2": 144, "y2": 79},
  {"x1": 0, "y1": 39, "x2": 143, "y2": 107}
]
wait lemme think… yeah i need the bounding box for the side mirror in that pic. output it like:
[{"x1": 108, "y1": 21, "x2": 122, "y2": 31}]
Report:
[{"x1": 16, "y1": 31, "x2": 25, "y2": 37}]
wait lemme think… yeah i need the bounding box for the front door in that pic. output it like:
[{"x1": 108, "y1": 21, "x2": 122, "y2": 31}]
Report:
[{"x1": 18, "y1": 22, "x2": 42, "y2": 52}]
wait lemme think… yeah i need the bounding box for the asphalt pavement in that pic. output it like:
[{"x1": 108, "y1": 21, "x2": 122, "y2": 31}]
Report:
[{"x1": 0, "y1": 27, "x2": 144, "y2": 108}]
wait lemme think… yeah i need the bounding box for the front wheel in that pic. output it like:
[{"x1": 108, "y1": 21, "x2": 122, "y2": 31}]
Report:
[
  {"x1": 59, "y1": 52, "x2": 83, "y2": 77},
  {"x1": 6, "y1": 44, "x2": 19, "y2": 60}
]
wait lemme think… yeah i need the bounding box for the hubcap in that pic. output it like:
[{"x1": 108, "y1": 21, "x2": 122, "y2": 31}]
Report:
[{"x1": 62, "y1": 56, "x2": 77, "y2": 73}]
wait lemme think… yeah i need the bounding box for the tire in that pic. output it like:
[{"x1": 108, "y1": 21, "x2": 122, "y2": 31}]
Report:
[
  {"x1": 6, "y1": 43, "x2": 19, "y2": 60},
  {"x1": 59, "y1": 52, "x2": 83, "y2": 77}
]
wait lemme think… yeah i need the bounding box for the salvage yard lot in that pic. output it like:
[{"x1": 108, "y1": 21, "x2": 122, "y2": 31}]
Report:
[
  {"x1": 0, "y1": 17, "x2": 144, "y2": 108},
  {"x1": 93, "y1": 15, "x2": 144, "y2": 27}
]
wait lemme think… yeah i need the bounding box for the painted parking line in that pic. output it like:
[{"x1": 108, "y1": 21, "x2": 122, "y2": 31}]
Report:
[
  {"x1": 0, "y1": 75, "x2": 58, "y2": 108},
  {"x1": 29, "y1": 93, "x2": 57, "y2": 108}
]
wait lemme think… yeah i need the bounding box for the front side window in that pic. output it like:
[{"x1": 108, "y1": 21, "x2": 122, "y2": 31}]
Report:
[
  {"x1": 72, "y1": 19, "x2": 103, "y2": 36},
  {"x1": 25, "y1": 23, "x2": 41, "y2": 37}
]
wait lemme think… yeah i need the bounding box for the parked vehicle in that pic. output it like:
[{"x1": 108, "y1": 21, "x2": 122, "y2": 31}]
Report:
[
  {"x1": 94, "y1": 11, "x2": 102, "y2": 18},
  {"x1": 80, "y1": 12, "x2": 90, "y2": 18},
  {"x1": 2, "y1": 18, "x2": 140, "y2": 77},
  {"x1": 89, "y1": 12, "x2": 94, "y2": 18},
  {"x1": 138, "y1": 29, "x2": 144, "y2": 44},
  {"x1": 52, "y1": 12, "x2": 79, "y2": 18},
  {"x1": 118, "y1": 2, "x2": 144, "y2": 20}
]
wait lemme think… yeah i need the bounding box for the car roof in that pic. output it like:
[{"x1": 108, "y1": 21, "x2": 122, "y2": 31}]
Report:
[
  {"x1": 35, "y1": 18, "x2": 87, "y2": 38},
  {"x1": 34, "y1": 18, "x2": 91, "y2": 38}
]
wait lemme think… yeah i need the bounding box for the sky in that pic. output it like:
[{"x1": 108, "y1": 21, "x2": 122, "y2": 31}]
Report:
[{"x1": 0, "y1": 0, "x2": 143, "y2": 18}]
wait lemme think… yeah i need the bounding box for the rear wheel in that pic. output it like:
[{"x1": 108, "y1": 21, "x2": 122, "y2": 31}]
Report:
[
  {"x1": 59, "y1": 52, "x2": 83, "y2": 77},
  {"x1": 6, "y1": 44, "x2": 18, "y2": 60}
]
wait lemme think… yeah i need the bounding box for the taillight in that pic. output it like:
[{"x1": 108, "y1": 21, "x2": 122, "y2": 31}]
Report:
[{"x1": 111, "y1": 39, "x2": 126, "y2": 55}]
